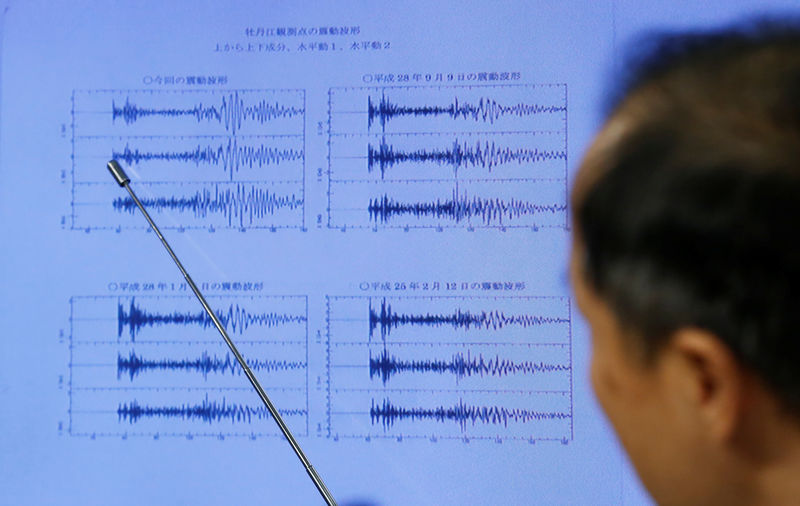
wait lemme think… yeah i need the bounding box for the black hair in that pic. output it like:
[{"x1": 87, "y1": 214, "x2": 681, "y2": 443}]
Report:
[{"x1": 576, "y1": 19, "x2": 800, "y2": 411}]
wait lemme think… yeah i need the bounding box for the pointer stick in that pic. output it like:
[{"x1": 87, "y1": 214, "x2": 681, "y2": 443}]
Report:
[{"x1": 106, "y1": 160, "x2": 337, "y2": 506}]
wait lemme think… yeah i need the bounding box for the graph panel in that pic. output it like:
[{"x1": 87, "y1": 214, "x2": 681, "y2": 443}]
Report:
[
  {"x1": 72, "y1": 180, "x2": 304, "y2": 230},
  {"x1": 71, "y1": 89, "x2": 306, "y2": 230},
  {"x1": 328, "y1": 84, "x2": 568, "y2": 230},
  {"x1": 74, "y1": 135, "x2": 304, "y2": 183},
  {"x1": 74, "y1": 89, "x2": 304, "y2": 137},
  {"x1": 330, "y1": 179, "x2": 567, "y2": 229},
  {"x1": 329, "y1": 84, "x2": 566, "y2": 134},
  {"x1": 326, "y1": 295, "x2": 573, "y2": 441},
  {"x1": 68, "y1": 295, "x2": 309, "y2": 438},
  {"x1": 331, "y1": 131, "x2": 566, "y2": 182}
]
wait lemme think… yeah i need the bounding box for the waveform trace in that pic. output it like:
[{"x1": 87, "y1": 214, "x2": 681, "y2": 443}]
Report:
[
  {"x1": 367, "y1": 298, "x2": 569, "y2": 341},
  {"x1": 117, "y1": 350, "x2": 306, "y2": 381},
  {"x1": 366, "y1": 93, "x2": 566, "y2": 131},
  {"x1": 367, "y1": 137, "x2": 565, "y2": 178},
  {"x1": 368, "y1": 348, "x2": 570, "y2": 385},
  {"x1": 112, "y1": 138, "x2": 304, "y2": 180},
  {"x1": 110, "y1": 182, "x2": 303, "y2": 228},
  {"x1": 370, "y1": 398, "x2": 571, "y2": 432},
  {"x1": 111, "y1": 91, "x2": 304, "y2": 135},
  {"x1": 117, "y1": 395, "x2": 306, "y2": 425},
  {"x1": 116, "y1": 297, "x2": 306, "y2": 341},
  {"x1": 367, "y1": 188, "x2": 565, "y2": 226}
]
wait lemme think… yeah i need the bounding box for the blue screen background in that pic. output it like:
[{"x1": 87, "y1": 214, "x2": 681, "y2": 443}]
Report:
[{"x1": 1, "y1": 1, "x2": 796, "y2": 504}]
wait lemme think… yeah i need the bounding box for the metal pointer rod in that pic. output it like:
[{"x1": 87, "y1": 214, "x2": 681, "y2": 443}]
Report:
[{"x1": 106, "y1": 160, "x2": 337, "y2": 506}]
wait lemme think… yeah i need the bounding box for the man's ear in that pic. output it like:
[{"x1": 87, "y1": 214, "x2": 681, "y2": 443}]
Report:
[{"x1": 665, "y1": 328, "x2": 746, "y2": 442}]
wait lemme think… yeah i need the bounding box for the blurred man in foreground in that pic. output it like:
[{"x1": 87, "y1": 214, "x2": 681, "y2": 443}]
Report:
[{"x1": 571, "y1": 21, "x2": 800, "y2": 505}]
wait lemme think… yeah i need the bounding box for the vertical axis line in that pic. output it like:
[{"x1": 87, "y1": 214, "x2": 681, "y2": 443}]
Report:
[
  {"x1": 563, "y1": 83, "x2": 570, "y2": 229},
  {"x1": 68, "y1": 297, "x2": 74, "y2": 435},
  {"x1": 568, "y1": 296, "x2": 574, "y2": 441},
  {"x1": 304, "y1": 295, "x2": 309, "y2": 436},
  {"x1": 325, "y1": 296, "x2": 332, "y2": 437},
  {"x1": 301, "y1": 90, "x2": 307, "y2": 230},
  {"x1": 326, "y1": 89, "x2": 332, "y2": 228},
  {"x1": 70, "y1": 91, "x2": 77, "y2": 229}
]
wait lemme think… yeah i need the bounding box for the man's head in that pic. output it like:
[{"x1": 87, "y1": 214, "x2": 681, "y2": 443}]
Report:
[{"x1": 571, "y1": 21, "x2": 800, "y2": 505}]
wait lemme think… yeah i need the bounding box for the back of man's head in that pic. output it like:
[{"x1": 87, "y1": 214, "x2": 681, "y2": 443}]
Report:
[{"x1": 571, "y1": 20, "x2": 800, "y2": 506}]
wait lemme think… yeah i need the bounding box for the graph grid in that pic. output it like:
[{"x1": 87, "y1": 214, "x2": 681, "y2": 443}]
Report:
[
  {"x1": 326, "y1": 295, "x2": 573, "y2": 441},
  {"x1": 327, "y1": 84, "x2": 568, "y2": 230},
  {"x1": 68, "y1": 295, "x2": 309, "y2": 438},
  {"x1": 71, "y1": 89, "x2": 306, "y2": 231}
]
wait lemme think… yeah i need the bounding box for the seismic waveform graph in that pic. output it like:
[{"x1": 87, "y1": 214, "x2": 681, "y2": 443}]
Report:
[
  {"x1": 101, "y1": 181, "x2": 303, "y2": 229},
  {"x1": 116, "y1": 296, "x2": 307, "y2": 341},
  {"x1": 370, "y1": 398, "x2": 571, "y2": 433},
  {"x1": 366, "y1": 187, "x2": 567, "y2": 226},
  {"x1": 328, "y1": 84, "x2": 568, "y2": 230},
  {"x1": 71, "y1": 89, "x2": 305, "y2": 230},
  {"x1": 109, "y1": 92, "x2": 304, "y2": 135},
  {"x1": 116, "y1": 350, "x2": 306, "y2": 381},
  {"x1": 326, "y1": 295, "x2": 573, "y2": 441},
  {"x1": 110, "y1": 137, "x2": 304, "y2": 181},
  {"x1": 367, "y1": 297, "x2": 571, "y2": 341},
  {"x1": 68, "y1": 294, "x2": 309, "y2": 438},
  {"x1": 117, "y1": 395, "x2": 307, "y2": 425},
  {"x1": 365, "y1": 94, "x2": 567, "y2": 131},
  {"x1": 366, "y1": 136, "x2": 566, "y2": 178},
  {"x1": 368, "y1": 348, "x2": 571, "y2": 385}
]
